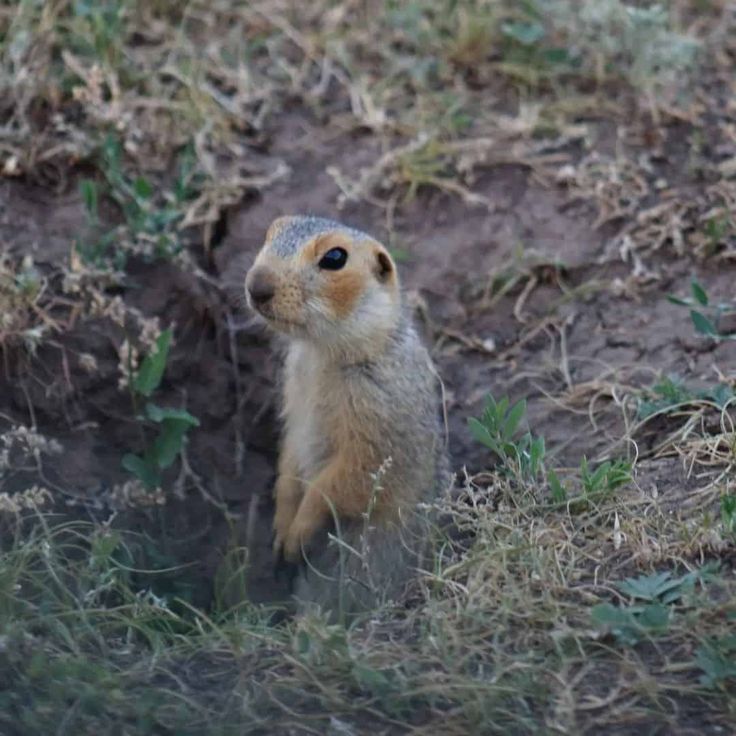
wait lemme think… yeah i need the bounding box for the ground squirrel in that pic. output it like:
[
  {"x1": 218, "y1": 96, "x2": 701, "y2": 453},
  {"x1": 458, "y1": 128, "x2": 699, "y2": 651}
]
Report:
[{"x1": 245, "y1": 215, "x2": 450, "y2": 614}]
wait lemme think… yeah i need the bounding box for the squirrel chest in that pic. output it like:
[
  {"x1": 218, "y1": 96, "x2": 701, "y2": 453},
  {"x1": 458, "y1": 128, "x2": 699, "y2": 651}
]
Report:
[{"x1": 282, "y1": 340, "x2": 343, "y2": 480}]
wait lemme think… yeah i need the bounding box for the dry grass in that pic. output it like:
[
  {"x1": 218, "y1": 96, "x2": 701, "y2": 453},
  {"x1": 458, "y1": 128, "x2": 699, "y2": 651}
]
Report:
[{"x1": 1, "y1": 431, "x2": 734, "y2": 733}]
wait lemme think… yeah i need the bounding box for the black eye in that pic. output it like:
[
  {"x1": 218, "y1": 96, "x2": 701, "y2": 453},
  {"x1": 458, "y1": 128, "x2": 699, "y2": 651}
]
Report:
[{"x1": 318, "y1": 247, "x2": 348, "y2": 270}]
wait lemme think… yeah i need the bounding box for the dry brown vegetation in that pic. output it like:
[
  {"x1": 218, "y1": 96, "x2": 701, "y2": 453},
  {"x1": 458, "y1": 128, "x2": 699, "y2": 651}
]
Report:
[{"x1": 0, "y1": 1, "x2": 735, "y2": 734}]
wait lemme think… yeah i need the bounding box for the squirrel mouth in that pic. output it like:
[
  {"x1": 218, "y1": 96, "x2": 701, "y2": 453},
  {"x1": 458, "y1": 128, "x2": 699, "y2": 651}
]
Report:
[
  {"x1": 247, "y1": 297, "x2": 306, "y2": 332},
  {"x1": 256, "y1": 309, "x2": 305, "y2": 332}
]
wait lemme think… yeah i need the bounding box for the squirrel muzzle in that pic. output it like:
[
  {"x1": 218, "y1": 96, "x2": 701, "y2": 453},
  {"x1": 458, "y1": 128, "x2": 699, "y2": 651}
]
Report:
[{"x1": 246, "y1": 266, "x2": 276, "y2": 309}]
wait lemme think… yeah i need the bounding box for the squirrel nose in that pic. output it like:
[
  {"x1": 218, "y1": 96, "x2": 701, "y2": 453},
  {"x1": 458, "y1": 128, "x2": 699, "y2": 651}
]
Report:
[{"x1": 246, "y1": 267, "x2": 276, "y2": 306}]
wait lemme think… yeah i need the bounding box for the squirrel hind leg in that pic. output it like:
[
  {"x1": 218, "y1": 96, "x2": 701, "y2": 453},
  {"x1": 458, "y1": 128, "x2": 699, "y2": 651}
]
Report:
[{"x1": 293, "y1": 514, "x2": 431, "y2": 620}]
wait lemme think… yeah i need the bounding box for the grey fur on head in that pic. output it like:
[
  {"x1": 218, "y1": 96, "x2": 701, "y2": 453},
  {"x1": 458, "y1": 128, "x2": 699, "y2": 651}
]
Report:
[{"x1": 269, "y1": 216, "x2": 370, "y2": 257}]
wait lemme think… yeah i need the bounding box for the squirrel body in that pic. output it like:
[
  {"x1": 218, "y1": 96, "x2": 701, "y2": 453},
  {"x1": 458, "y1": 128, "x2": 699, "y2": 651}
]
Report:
[{"x1": 245, "y1": 216, "x2": 449, "y2": 614}]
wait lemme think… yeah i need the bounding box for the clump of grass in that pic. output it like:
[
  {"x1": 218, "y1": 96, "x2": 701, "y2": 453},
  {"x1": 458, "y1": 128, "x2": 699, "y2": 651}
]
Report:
[
  {"x1": 77, "y1": 137, "x2": 203, "y2": 269},
  {"x1": 0, "y1": 519, "x2": 251, "y2": 733},
  {"x1": 545, "y1": 1, "x2": 699, "y2": 100}
]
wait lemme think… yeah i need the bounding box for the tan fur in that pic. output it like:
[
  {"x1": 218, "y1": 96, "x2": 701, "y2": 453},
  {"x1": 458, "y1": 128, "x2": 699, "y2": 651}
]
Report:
[
  {"x1": 321, "y1": 270, "x2": 365, "y2": 319},
  {"x1": 279, "y1": 364, "x2": 402, "y2": 560},
  {"x1": 245, "y1": 216, "x2": 450, "y2": 615},
  {"x1": 271, "y1": 444, "x2": 304, "y2": 552}
]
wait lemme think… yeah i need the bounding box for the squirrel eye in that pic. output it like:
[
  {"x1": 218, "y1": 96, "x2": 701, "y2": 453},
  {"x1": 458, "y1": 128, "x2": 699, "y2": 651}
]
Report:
[{"x1": 318, "y1": 247, "x2": 348, "y2": 270}]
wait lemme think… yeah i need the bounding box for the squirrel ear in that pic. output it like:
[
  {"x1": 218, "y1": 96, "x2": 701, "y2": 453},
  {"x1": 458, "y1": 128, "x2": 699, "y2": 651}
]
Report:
[{"x1": 374, "y1": 250, "x2": 394, "y2": 282}]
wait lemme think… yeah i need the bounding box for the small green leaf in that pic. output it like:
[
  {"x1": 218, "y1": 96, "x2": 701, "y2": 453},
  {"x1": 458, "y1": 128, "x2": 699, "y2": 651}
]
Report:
[
  {"x1": 606, "y1": 461, "x2": 632, "y2": 490},
  {"x1": 295, "y1": 630, "x2": 311, "y2": 655},
  {"x1": 667, "y1": 294, "x2": 692, "y2": 307},
  {"x1": 122, "y1": 453, "x2": 160, "y2": 489},
  {"x1": 152, "y1": 420, "x2": 189, "y2": 469},
  {"x1": 617, "y1": 571, "x2": 677, "y2": 602},
  {"x1": 690, "y1": 310, "x2": 718, "y2": 337},
  {"x1": 352, "y1": 663, "x2": 393, "y2": 696},
  {"x1": 591, "y1": 603, "x2": 639, "y2": 645},
  {"x1": 468, "y1": 417, "x2": 496, "y2": 449},
  {"x1": 636, "y1": 603, "x2": 671, "y2": 633},
  {"x1": 589, "y1": 462, "x2": 610, "y2": 491},
  {"x1": 102, "y1": 133, "x2": 122, "y2": 170},
  {"x1": 542, "y1": 47, "x2": 571, "y2": 65},
  {"x1": 133, "y1": 176, "x2": 153, "y2": 200},
  {"x1": 691, "y1": 280, "x2": 709, "y2": 307},
  {"x1": 502, "y1": 399, "x2": 527, "y2": 441},
  {"x1": 615, "y1": 567, "x2": 714, "y2": 605},
  {"x1": 79, "y1": 179, "x2": 98, "y2": 220},
  {"x1": 591, "y1": 602, "x2": 669, "y2": 646},
  {"x1": 548, "y1": 469, "x2": 567, "y2": 503},
  {"x1": 706, "y1": 384, "x2": 735, "y2": 409},
  {"x1": 529, "y1": 436, "x2": 545, "y2": 477},
  {"x1": 696, "y1": 636, "x2": 736, "y2": 688},
  {"x1": 132, "y1": 329, "x2": 172, "y2": 397},
  {"x1": 145, "y1": 403, "x2": 199, "y2": 426},
  {"x1": 722, "y1": 495, "x2": 736, "y2": 534},
  {"x1": 502, "y1": 20, "x2": 545, "y2": 45},
  {"x1": 471, "y1": 393, "x2": 545, "y2": 481}
]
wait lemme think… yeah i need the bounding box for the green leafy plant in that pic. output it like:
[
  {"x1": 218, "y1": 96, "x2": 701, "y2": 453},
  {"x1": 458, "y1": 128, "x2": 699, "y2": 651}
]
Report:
[
  {"x1": 591, "y1": 601, "x2": 670, "y2": 646},
  {"x1": 592, "y1": 567, "x2": 716, "y2": 646},
  {"x1": 468, "y1": 395, "x2": 545, "y2": 481},
  {"x1": 696, "y1": 634, "x2": 736, "y2": 688},
  {"x1": 544, "y1": 457, "x2": 632, "y2": 508},
  {"x1": 668, "y1": 278, "x2": 736, "y2": 342},
  {"x1": 121, "y1": 329, "x2": 199, "y2": 489},
  {"x1": 502, "y1": 20, "x2": 545, "y2": 47},
  {"x1": 616, "y1": 568, "x2": 709, "y2": 603},
  {"x1": 77, "y1": 137, "x2": 201, "y2": 269},
  {"x1": 580, "y1": 457, "x2": 632, "y2": 498},
  {"x1": 637, "y1": 374, "x2": 735, "y2": 419},
  {"x1": 469, "y1": 395, "x2": 631, "y2": 506}
]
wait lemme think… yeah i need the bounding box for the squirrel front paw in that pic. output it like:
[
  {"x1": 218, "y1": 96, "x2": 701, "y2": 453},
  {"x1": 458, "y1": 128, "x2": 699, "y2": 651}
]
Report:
[
  {"x1": 281, "y1": 514, "x2": 321, "y2": 563},
  {"x1": 273, "y1": 505, "x2": 296, "y2": 556}
]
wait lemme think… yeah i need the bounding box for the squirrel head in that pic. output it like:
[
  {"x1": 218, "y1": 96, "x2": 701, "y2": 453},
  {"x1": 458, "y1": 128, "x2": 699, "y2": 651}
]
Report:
[{"x1": 245, "y1": 216, "x2": 400, "y2": 355}]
